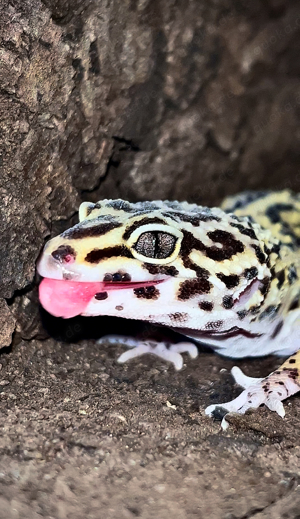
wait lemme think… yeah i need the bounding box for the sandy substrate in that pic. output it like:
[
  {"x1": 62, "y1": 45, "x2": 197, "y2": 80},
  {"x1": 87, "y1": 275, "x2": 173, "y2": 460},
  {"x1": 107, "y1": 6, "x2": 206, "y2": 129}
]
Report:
[{"x1": 0, "y1": 334, "x2": 299, "y2": 519}]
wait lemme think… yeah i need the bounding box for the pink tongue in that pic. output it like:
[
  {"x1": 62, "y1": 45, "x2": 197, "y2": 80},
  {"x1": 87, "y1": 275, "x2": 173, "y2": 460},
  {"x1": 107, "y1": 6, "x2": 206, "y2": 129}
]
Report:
[
  {"x1": 39, "y1": 278, "x2": 105, "y2": 318},
  {"x1": 39, "y1": 278, "x2": 165, "y2": 319}
]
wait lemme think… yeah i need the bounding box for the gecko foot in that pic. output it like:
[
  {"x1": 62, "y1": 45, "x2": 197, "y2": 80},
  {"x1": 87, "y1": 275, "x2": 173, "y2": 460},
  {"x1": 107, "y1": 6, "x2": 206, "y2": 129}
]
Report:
[
  {"x1": 97, "y1": 335, "x2": 198, "y2": 370},
  {"x1": 205, "y1": 366, "x2": 300, "y2": 427}
]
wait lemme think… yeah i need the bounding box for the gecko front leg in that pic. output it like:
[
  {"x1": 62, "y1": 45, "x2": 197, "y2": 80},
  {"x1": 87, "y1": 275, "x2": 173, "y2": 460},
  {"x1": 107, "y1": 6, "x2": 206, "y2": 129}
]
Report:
[
  {"x1": 98, "y1": 335, "x2": 198, "y2": 370},
  {"x1": 205, "y1": 351, "x2": 300, "y2": 421}
]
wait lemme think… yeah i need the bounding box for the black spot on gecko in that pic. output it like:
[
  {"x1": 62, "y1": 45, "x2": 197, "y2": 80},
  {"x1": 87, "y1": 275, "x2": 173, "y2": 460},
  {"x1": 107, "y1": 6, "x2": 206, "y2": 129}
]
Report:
[
  {"x1": 276, "y1": 269, "x2": 285, "y2": 289},
  {"x1": 223, "y1": 191, "x2": 269, "y2": 212},
  {"x1": 206, "y1": 230, "x2": 244, "y2": 261},
  {"x1": 123, "y1": 217, "x2": 167, "y2": 240},
  {"x1": 251, "y1": 244, "x2": 266, "y2": 264},
  {"x1": 52, "y1": 245, "x2": 76, "y2": 262},
  {"x1": 259, "y1": 277, "x2": 271, "y2": 296},
  {"x1": 178, "y1": 278, "x2": 212, "y2": 301},
  {"x1": 288, "y1": 297, "x2": 299, "y2": 311},
  {"x1": 63, "y1": 221, "x2": 122, "y2": 239},
  {"x1": 249, "y1": 305, "x2": 261, "y2": 315},
  {"x1": 222, "y1": 295, "x2": 234, "y2": 309},
  {"x1": 95, "y1": 292, "x2": 108, "y2": 300},
  {"x1": 136, "y1": 202, "x2": 160, "y2": 211},
  {"x1": 161, "y1": 201, "x2": 181, "y2": 210},
  {"x1": 143, "y1": 264, "x2": 179, "y2": 276},
  {"x1": 103, "y1": 272, "x2": 131, "y2": 282},
  {"x1": 271, "y1": 320, "x2": 284, "y2": 339},
  {"x1": 86, "y1": 202, "x2": 102, "y2": 216},
  {"x1": 216, "y1": 273, "x2": 240, "y2": 289},
  {"x1": 162, "y1": 210, "x2": 221, "y2": 225},
  {"x1": 134, "y1": 286, "x2": 160, "y2": 299},
  {"x1": 184, "y1": 257, "x2": 211, "y2": 280},
  {"x1": 168, "y1": 312, "x2": 189, "y2": 322},
  {"x1": 286, "y1": 368, "x2": 299, "y2": 380},
  {"x1": 237, "y1": 310, "x2": 248, "y2": 320},
  {"x1": 230, "y1": 222, "x2": 258, "y2": 240},
  {"x1": 85, "y1": 246, "x2": 133, "y2": 263},
  {"x1": 288, "y1": 264, "x2": 298, "y2": 285},
  {"x1": 205, "y1": 320, "x2": 223, "y2": 330},
  {"x1": 258, "y1": 305, "x2": 280, "y2": 321},
  {"x1": 106, "y1": 200, "x2": 135, "y2": 212},
  {"x1": 266, "y1": 203, "x2": 294, "y2": 224},
  {"x1": 199, "y1": 301, "x2": 214, "y2": 311},
  {"x1": 271, "y1": 243, "x2": 281, "y2": 255},
  {"x1": 243, "y1": 267, "x2": 258, "y2": 280},
  {"x1": 180, "y1": 229, "x2": 244, "y2": 269}
]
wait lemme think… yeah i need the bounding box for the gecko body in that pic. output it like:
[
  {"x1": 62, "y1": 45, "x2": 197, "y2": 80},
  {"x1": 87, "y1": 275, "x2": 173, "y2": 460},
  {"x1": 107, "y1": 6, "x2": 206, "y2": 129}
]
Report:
[{"x1": 37, "y1": 191, "x2": 300, "y2": 422}]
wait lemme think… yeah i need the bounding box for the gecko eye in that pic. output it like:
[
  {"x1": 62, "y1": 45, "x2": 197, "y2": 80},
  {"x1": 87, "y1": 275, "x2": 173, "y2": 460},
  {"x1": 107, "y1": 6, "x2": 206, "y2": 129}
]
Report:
[{"x1": 134, "y1": 231, "x2": 177, "y2": 259}]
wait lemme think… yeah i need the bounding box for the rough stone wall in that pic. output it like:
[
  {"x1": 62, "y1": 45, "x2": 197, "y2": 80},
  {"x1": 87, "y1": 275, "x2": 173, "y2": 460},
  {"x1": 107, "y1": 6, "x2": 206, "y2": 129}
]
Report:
[{"x1": 1, "y1": 0, "x2": 300, "y2": 346}]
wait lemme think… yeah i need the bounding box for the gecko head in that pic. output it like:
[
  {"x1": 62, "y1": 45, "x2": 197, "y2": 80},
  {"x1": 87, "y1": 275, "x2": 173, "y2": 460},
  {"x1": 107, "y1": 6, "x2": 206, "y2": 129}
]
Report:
[{"x1": 37, "y1": 199, "x2": 278, "y2": 328}]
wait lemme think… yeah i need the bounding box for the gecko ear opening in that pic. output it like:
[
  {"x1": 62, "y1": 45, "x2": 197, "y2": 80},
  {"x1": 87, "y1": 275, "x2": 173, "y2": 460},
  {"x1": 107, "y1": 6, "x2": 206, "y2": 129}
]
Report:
[
  {"x1": 234, "y1": 278, "x2": 262, "y2": 308},
  {"x1": 79, "y1": 202, "x2": 95, "y2": 222}
]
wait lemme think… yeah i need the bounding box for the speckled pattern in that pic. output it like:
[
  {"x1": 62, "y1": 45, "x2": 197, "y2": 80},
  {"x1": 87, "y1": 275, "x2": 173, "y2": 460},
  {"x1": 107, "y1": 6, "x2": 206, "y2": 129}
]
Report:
[{"x1": 38, "y1": 191, "x2": 300, "y2": 420}]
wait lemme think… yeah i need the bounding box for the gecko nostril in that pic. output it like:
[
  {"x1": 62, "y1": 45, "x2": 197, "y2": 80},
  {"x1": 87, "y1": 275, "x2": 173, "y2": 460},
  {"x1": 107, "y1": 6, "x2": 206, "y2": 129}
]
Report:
[
  {"x1": 52, "y1": 245, "x2": 76, "y2": 264},
  {"x1": 64, "y1": 254, "x2": 73, "y2": 263}
]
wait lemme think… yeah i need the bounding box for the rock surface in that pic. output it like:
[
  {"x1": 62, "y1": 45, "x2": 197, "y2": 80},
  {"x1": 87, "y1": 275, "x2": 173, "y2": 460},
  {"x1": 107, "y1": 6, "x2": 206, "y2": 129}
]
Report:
[{"x1": 1, "y1": 0, "x2": 300, "y2": 516}]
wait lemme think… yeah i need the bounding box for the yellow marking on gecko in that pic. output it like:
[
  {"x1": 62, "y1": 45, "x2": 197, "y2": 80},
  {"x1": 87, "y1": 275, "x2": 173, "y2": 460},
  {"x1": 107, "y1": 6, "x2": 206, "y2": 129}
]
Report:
[{"x1": 38, "y1": 191, "x2": 300, "y2": 423}]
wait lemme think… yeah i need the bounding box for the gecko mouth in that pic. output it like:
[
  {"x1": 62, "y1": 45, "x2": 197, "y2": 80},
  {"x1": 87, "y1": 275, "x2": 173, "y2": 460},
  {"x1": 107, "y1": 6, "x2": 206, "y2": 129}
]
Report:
[{"x1": 39, "y1": 277, "x2": 165, "y2": 319}]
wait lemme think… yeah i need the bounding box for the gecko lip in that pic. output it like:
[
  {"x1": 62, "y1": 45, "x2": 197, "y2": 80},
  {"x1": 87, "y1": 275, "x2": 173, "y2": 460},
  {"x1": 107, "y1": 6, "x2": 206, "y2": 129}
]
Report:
[
  {"x1": 101, "y1": 280, "x2": 164, "y2": 290},
  {"x1": 173, "y1": 326, "x2": 263, "y2": 340},
  {"x1": 39, "y1": 277, "x2": 166, "y2": 319}
]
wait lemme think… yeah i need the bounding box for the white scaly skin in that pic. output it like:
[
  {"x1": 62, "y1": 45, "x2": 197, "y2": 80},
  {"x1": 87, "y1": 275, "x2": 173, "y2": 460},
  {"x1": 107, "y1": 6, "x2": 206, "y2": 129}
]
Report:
[{"x1": 38, "y1": 191, "x2": 300, "y2": 423}]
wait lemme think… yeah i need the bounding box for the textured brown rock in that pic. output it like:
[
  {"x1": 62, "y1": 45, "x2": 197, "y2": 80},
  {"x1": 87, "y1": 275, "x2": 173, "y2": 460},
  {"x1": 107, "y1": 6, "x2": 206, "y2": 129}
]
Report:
[
  {"x1": 1, "y1": 0, "x2": 300, "y2": 341},
  {"x1": 0, "y1": 0, "x2": 78, "y2": 303},
  {"x1": 0, "y1": 300, "x2": 15, "y2": 347}
]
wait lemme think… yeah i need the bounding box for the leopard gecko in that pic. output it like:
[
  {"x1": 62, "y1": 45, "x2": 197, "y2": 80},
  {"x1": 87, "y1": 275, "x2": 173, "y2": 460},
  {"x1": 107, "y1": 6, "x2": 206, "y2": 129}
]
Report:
[{"x1": 37, "y1": 190, "x2": 300, "y2": 424}]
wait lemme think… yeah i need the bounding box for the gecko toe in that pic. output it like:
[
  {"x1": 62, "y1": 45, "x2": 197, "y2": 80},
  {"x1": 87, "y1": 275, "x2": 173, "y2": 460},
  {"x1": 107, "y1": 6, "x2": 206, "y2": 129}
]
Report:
[{"x1": 231, "y1": 366, "x2": 264, "y2": 389}]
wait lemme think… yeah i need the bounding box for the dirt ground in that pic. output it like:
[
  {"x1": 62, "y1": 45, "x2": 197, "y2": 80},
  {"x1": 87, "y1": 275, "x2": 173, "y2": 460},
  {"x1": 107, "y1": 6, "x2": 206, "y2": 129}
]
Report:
[{"x1": 1, "y1": 325, "x2": 300, "y2": 519}]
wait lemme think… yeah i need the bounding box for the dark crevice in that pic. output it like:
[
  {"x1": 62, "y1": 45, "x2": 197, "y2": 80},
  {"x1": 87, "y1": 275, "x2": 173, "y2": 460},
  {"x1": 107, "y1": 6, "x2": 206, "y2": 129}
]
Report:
[
  {"x1": 112, "y1": 136, "x2": 141, "y2": 152},
  {"x1": 81, "y1": 136, "x2": 141, "y2": 196},
  {"x1": 5, "y1": 282, "x2": 36, "y2": 307},
  {"x1": 0, "y1": 343, "x2": 13, "y2": 356},
  {"x1": 89, "y1": 40, "x2": 100, "y2": 75},
  {"x1": 205, "y1": 128, "x2": 231, "y2": 156}
]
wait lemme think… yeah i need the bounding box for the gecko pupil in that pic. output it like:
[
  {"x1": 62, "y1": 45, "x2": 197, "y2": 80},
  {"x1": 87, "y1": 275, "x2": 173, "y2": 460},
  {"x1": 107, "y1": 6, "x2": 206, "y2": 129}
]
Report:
[{"x1": 134, "y1": 231, "x2": 176, "y2": 259}]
